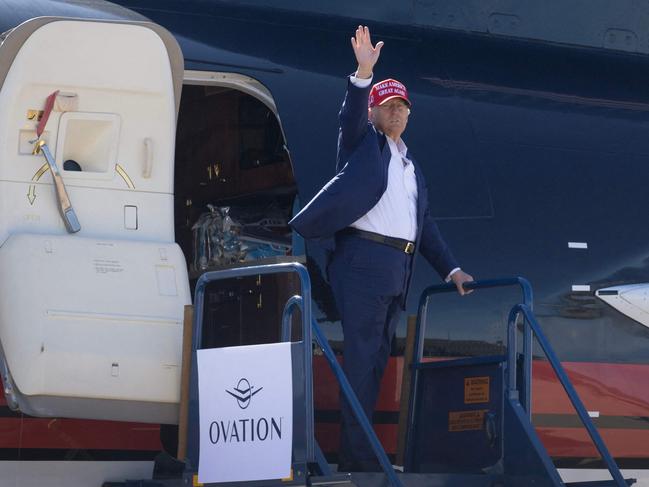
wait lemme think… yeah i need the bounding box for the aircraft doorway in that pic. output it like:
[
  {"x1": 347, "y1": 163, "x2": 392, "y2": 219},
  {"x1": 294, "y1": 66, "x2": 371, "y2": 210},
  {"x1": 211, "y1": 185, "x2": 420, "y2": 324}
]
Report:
[{"x1": 173, "y1": 71, "x2": 300, "y2": 349}]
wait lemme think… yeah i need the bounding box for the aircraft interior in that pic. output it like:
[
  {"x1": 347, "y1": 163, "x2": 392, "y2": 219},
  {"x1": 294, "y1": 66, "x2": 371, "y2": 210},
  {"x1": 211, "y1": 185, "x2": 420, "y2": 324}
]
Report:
[{"x1": 172, "y1": 80, "x2": 301, "y2": 349}]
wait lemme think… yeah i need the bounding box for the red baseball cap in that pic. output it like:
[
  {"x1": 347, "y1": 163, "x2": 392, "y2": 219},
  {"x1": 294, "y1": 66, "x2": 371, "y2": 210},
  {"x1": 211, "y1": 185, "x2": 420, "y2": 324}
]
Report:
[{"x1": 368, "y1": 78, "x2": 411, "y2": 108}]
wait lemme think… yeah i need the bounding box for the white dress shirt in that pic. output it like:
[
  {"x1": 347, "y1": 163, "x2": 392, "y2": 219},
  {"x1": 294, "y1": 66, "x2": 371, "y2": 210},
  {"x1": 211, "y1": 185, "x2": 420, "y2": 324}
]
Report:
[
  {"x1": 351, "y1": 137, "x2": 418, "y2": 242},
  {"x1": 347, "y1": 73, "x2": 460, "y2": 281}
]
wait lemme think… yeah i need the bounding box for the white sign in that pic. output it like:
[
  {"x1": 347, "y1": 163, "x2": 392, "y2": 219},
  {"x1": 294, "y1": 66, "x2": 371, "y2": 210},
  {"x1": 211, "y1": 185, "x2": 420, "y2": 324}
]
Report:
[{"x1": 197, "y1": 342, "x2": 293, "y2": 483}]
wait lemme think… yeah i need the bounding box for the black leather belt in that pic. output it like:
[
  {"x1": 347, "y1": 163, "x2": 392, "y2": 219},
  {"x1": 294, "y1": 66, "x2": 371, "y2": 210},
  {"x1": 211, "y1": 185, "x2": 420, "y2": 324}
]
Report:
[{"x1": 340, "y1": 227, "x2": 415, "y2": 255}]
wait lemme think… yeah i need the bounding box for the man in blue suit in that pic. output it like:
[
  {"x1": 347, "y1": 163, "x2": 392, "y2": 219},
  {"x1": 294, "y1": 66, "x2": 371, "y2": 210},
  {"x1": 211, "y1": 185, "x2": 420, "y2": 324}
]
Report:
[{"x1": 290, "y1": 26, "x2": 474, "y2": 471}]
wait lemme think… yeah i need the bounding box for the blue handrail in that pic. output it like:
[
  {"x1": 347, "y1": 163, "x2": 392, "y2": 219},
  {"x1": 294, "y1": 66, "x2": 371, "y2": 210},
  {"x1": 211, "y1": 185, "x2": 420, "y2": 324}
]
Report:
[
  {"x1": 413, "y1": 278, "x2": 534, "y2": 413},
  {"x1": 191, "y1": 262, "x2": 315, "y2": 462},
  {"x1": 282, "y1": 295, "x2": 303, "y2": 342},
  {"x1": 311, "y1": 319, "x2": 404, "y2": 487},
  {"x1": 508, "y1": 304, "x2": 627, "y2": 487},
  {"x1": 410, "y1": 277, "x2": 626, "y2": 486},
  {"x1": 280, "y1": 294, "x2": 401, "y2": 485}
]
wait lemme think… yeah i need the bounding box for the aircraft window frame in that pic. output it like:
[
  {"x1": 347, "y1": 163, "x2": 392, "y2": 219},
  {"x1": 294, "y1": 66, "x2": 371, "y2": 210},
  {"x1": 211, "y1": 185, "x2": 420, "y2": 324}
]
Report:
[
  {"x1": 182, "y1": 70, "x2": 279, "y2": 120},
  {"x1": 180, "y1": 70, "x2": 291, "y2": 173}
]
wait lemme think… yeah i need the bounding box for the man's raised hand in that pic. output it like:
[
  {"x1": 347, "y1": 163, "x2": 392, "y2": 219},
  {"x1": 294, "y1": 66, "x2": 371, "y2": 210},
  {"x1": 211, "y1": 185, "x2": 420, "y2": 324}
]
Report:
[{"x1": 351, "y1": 25, "x2": 383, "y2": 79}]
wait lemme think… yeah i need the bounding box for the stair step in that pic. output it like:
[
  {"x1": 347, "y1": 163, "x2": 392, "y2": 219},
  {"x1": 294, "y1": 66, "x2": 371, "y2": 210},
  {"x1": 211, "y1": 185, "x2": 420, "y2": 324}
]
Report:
[
  {"x1": 343, "y1": 472, "x2": 500, "y2": 487},
  {"x1": 565, "y1": 478, "x2": 636, "y2": 486},
  {"x1": 309, "y1": 473, "x2": 355, "y2": 485}
]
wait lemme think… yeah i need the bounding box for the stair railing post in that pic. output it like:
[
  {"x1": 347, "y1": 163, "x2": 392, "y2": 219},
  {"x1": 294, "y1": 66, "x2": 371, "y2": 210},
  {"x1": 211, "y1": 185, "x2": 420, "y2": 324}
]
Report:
[
  {"x1": 187, "y1": 262, "x2": 315, "y2": 474},
  {"x1": 509, "y1": 304, "x2": 627, "y2": 487}
]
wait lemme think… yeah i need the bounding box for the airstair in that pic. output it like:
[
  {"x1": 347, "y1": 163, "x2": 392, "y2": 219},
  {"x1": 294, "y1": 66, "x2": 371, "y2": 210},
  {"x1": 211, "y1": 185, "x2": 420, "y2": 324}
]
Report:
[{"x1": 110, "y1": 263, "x2": 635, "y2": 487}]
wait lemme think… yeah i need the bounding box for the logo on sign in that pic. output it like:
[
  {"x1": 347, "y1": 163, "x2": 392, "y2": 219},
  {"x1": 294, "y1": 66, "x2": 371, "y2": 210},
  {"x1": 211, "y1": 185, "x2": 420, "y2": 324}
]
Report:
[
  {"x1": 207, "y1": 377, "x2": 282, "y2": 444},
  {"x1": 226, "y1": 378, "x2": 263, "y2": 409}
]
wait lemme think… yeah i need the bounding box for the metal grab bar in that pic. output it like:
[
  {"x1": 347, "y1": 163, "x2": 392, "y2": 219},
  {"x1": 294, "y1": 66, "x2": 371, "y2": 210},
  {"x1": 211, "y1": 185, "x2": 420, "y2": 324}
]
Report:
[
  {"x1": 191, "y1": 262, "x2": 315, "y2": 462},
  {"x1": 282, "y1": 295, "x2": 303, "y2": 342},
  {"x1": 507, "y1": 304, "x2": 627, "y2": 487},
  {"x1": 414, "y1": 278, "x2": 534, "y2": 413},
  {"x1": 311, "y1": 319, "x2": 404, "y2": 487},
  {"x1": 282, "y1": 296, "x2": 399, "y2": 482},
  {"x1": 281, "y1": 301, "x2": 400, "y2": 484}
]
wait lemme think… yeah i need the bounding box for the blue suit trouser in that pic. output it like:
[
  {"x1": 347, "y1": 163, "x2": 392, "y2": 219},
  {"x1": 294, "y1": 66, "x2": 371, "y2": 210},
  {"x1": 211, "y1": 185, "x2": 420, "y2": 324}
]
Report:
[{"x1": 328, "y1": 234, "x2": 411, "y2": 465}]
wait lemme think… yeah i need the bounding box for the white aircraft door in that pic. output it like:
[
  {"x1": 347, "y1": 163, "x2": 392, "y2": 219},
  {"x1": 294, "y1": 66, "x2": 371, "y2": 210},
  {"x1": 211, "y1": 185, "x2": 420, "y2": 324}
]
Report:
[{"x1": 0, "y1": 18, "x2": 190, "y2": 423}]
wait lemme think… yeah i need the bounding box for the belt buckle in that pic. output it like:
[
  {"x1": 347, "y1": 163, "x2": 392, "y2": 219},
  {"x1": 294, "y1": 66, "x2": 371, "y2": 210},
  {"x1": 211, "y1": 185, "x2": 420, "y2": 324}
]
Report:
[{"x1": 404, "y1": 242, "x2": 415, "y2": 254}]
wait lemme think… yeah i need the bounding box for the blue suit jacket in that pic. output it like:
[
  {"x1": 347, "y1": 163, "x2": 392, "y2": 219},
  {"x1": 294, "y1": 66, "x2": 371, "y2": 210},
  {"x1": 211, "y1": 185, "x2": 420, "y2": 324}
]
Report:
[{"x1": 290, "y1": 76, "x2": 459, "y2": 296}]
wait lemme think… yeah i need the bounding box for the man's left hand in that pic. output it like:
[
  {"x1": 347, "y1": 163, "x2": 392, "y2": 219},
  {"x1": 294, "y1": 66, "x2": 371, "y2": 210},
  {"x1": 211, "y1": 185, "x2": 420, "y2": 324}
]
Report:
[{"x1": 451, "y1": 270, "x2": 474, "y2": 296}]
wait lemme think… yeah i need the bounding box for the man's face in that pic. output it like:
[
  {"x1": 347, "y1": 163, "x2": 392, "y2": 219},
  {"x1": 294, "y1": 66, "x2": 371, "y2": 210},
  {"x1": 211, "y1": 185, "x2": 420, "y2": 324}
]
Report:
[{"x1": 369, "y1": 98, "x2": 410, "y2": 140}]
